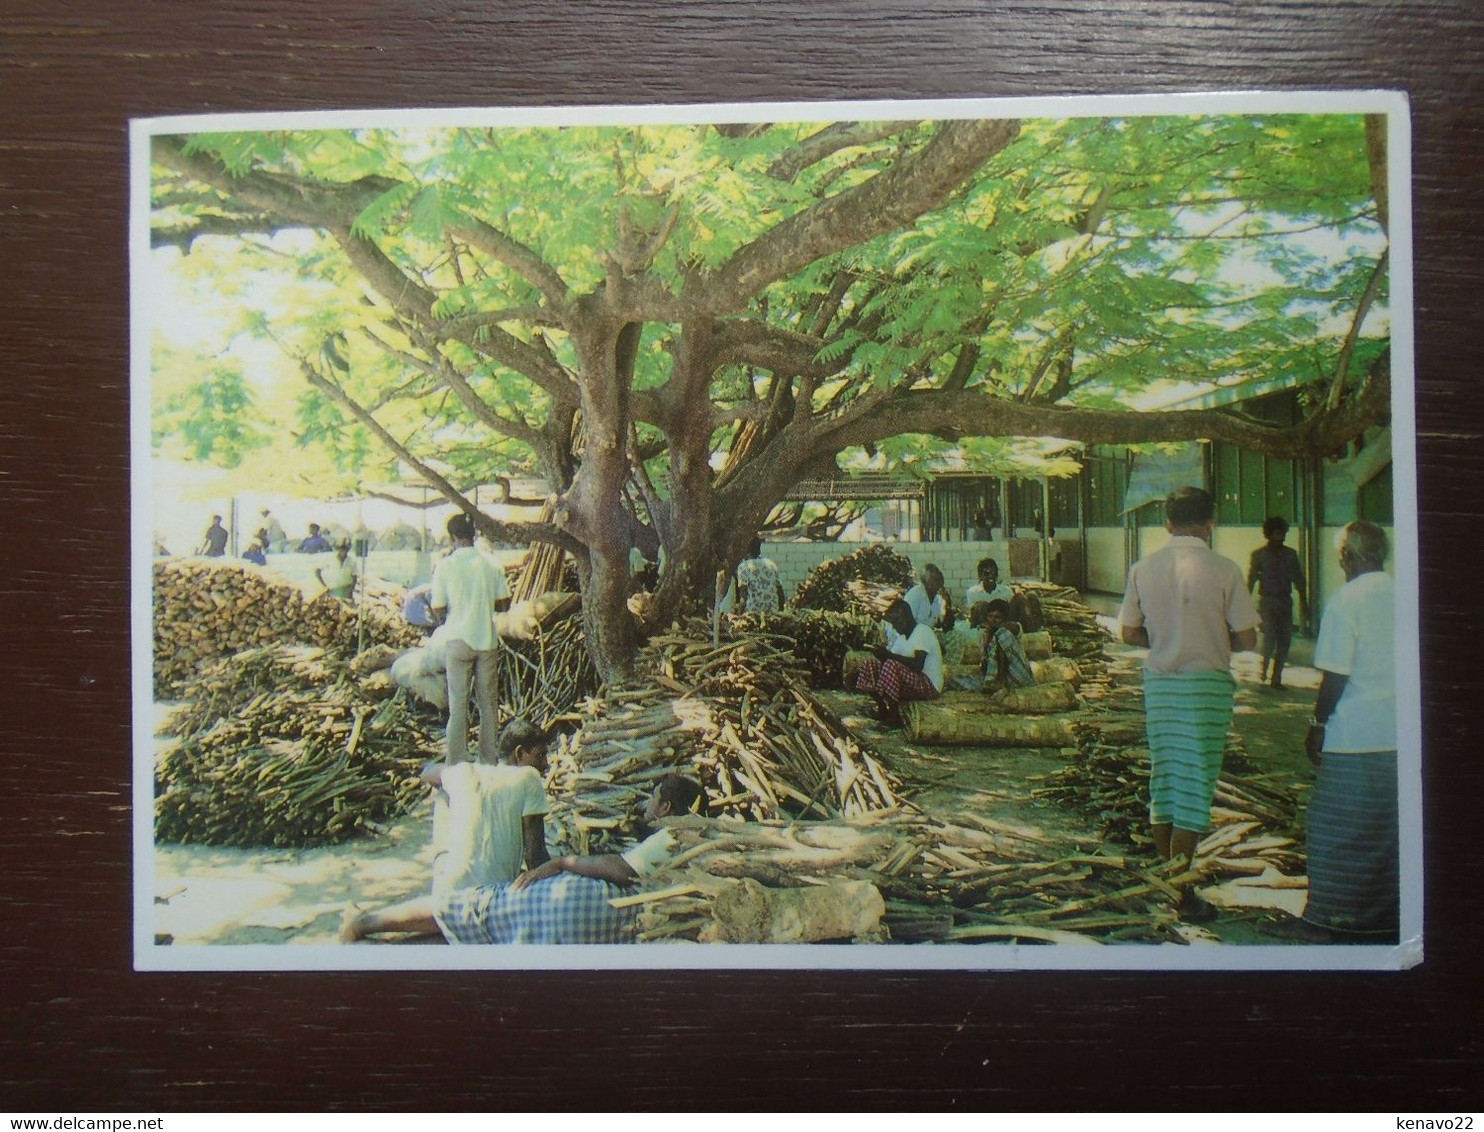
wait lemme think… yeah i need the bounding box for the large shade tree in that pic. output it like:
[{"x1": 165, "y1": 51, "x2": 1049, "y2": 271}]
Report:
[{"x1": 149, "y1": 111, "x2": 1392, "y2": 678}]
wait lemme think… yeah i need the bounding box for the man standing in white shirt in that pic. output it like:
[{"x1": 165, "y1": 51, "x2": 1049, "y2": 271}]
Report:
[
  {"x1": 1119, "y1": 487, "x2": 1257, "y2": 912},
  {"x1": 1291, "y1": 521, "x2": 1398, "y2": 941},
  {"x1": 431, "y1": 512, "x2": 511, "y2": 763}
]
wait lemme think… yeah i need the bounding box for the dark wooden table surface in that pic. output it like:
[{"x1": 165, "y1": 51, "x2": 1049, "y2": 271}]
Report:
[{"x1": 3, "y1": 0, "x2": 1481, "y2": 1112}]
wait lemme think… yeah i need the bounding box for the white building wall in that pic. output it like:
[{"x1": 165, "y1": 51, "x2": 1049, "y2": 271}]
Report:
[{"x1": 1083, "y1": 526, "x2": 1128, "y2": 593}]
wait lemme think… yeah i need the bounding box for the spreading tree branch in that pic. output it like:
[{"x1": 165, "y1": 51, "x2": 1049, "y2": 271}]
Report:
[
  {"x1": 1325, "y1": 248, "x2": 1390, "y2": 413},
  {"x1": 299, "y1": 358, "x2": 586, "y2": 556},
  {"x1": 765, "y1": 121, "x2": 919, "y2": 182},
  {"x1": 696, "y1": 118, "x2": 1019, "y2": 310}
]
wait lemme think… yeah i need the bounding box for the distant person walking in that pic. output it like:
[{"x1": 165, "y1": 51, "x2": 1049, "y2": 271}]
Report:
[
  {"x1": 431, "y1": 512, "x2": 511, "y2": 764},
  {"x1": 1119, "y1": 487, "x2": 1258, "y2": 916},
  {"x1": 200, "y1": 515, "x2": 228, "y2": 557},
  {"x1": 1248, "y1": 515, "x2": 1309, "y2": 688},
  {"x1": 1296, "y1": 521, "x2": 1398, "y2": 941}
]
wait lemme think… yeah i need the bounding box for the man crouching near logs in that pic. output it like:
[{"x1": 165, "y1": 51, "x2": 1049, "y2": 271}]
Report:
[
  {"x1": 340, "y1": 775, "x2": 704, "y2": 945},
  {"x1": 1119, "y1": 487, "x2": 1258, "y2": 921}
]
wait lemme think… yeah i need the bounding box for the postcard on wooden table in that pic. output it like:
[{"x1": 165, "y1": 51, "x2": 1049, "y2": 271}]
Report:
[{"x1": 130, "y1": 90, "x2": 1419, "y2": 972}]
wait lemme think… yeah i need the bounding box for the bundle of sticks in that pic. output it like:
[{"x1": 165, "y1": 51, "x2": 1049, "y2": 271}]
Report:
[
  {"x1": 724, "y1": 608, "x2": 880, "y2": 689},
  {"x1": 156, "y1": 645, "x2": 437, "y2": 847},
  {"x1": 542, "y1": 628, "x2": 906, "y2": 856},
  {"x1": 506, "y1": 501, "x2": 578, "y2": 603},
  {"x1": 791, "y1": 544, "x2": 914, "y2": 612},
  {"x1": 493, "y1": 611, "x2": 601, "y2": 728}
]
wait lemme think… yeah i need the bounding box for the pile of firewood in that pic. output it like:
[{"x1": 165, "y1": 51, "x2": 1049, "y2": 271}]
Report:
[
  {"x1": 616, "y1": 806, "x2": 1292, "y2": 945},
  {"x1": 791, "y1": 544, "x2": 914, "y2": 612},
  {"x1": 1017, "y1": 581, "x2": 1113, "y2": 665},
  {"x1": 543, "y1": 627, "x2": 906, "y2": 856},
  {"x1": 153, "y1": 561, "x2": 421, "y2": 696},
  {"x1": 493, "y1": 612, "x2": 601, "y2": 727},
  {"x1": 726, "y1": 609, "x2": 880, "y2": 689},
  {"x1": 843, "y1": 579, "x2": 904, "y2": 619},
  {"x1": 156, "y1": 645, "x2": 438, "y2": 848}
]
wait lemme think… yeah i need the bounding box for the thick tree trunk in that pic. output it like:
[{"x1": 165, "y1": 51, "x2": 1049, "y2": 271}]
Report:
[
  {"x1": 566, "y1": 314, "x2": 641, "y2": 682},
  {"x1": 644, "y1": 323, "x2": 725, "y2": 628}
]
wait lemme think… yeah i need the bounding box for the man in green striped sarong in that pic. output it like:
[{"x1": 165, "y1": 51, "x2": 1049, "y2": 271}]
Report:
[{"x1": 1120, "y1": 488, "x2": 1258, "y2": 918}]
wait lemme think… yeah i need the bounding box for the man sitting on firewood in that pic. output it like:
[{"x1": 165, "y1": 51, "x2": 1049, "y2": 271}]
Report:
[
  {"x1": 951, "y1": 600, "x2": 1035, "y2": 693},
  {"x1": 853, "y1": 599, "x2": 944, "y2": 721},
  {"x1": 339, "y1": 774, "x2": 704, "y2": 946}
]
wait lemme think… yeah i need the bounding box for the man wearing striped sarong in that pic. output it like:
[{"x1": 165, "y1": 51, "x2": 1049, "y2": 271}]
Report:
[
  {"x1": 1297, "y1": 521, "x2": 1398, "y2": 942},
  {"x1": 1120, "y1": 487, "x2": 1258, "y2": 919}
]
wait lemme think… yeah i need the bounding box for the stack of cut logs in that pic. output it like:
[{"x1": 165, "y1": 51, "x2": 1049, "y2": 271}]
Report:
[
  {"x1": 726, "y1": 609, "x2": 880, "y2": 689},
  {"x1": 543, "y1": 626, "x2": 905, "y2": 857},
  {"x1": 791, "y1": 544, "x2": 914, "y2": 612},
  {"x1": 155, "y1": 645, "x2": 438, "y2": 847},
  {"x1": 1017, "y1": 581, "x2": 1112, "y2": 665},
  {"x1": 615, "y1": 806, "x2": 1292, "y2": 945},
  {"x1": 154, "y1": 561, "x2": 421, "y2": 696},
  {"x1": 493, "y1": 612, "x2": 600, "y2": 727}
]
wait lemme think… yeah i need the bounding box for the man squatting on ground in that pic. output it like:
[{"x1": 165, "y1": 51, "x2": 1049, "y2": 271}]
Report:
[
  {"x1": 1119, "y1": 487, "x2": 1258, "y2": 915},
  {"x1": 1248, "y1": 515, "x2": 1309, "y2": 689},
  {"x1": 341, "y1": 774, "x2": 705, "y2": 945},
  {"x1": 430, "y1": 512, "x2": 511, "y2": 764},
  {"x1": 1299, "y1": 520, "x2": 1398, "y2": 941}
]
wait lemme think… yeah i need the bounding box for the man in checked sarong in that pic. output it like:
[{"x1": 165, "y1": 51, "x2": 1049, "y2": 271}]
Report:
[
  {"x1": 339, "y1": 775, "x2": 704, "y2": 945},
  {"x1": 1120, "y1": 487, "x2": 1258, "y2": 919},
  {"x1": 853, "y1": 599, "x2": 945, "y2": 722}
]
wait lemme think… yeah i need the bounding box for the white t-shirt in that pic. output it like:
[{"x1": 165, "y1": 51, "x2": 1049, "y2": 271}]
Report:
[
  {"x1": 431, "y1": 762, "x2": 548, "y2": 896},
  {"x1": 621, "y1": 827, "x2": 678, "y2": 881},
  {"x1": 318, "y1": 556, "x2": 357, "y2": 590},
  {"x1": 889, "y1": 621, "x2": 944, "y2": 692},
  {"x1": 1314, "y1": 571, "x2": 1396, "y2": 753},
  {"x1": 1119, "y1": 535, "x2": 1258, "y2": 674},
  {"x1": 903, "y1": 583, "x2": 946, "y2": 628},
  {"x1": 431, "y1": 545, "x2": 510, "y2": 651},
  {"x1": 965, "y1": 581, "x2": 1014, "y2": 610}
]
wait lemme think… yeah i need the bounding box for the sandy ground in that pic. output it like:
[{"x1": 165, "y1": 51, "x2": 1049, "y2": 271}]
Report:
[{"x1": 150, "y1": 628, "x2": 1322, "y2": 948}]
